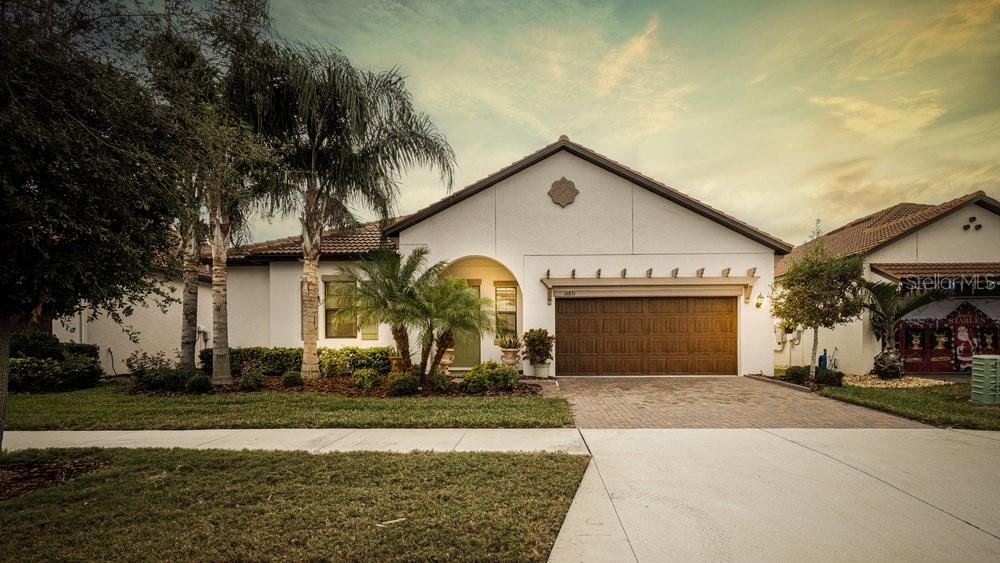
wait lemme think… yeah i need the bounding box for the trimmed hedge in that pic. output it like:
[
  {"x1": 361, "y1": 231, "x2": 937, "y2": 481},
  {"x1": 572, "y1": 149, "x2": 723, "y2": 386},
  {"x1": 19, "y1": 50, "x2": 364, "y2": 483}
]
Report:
[
  {"x1": 459, "y1": 361, "x2": 519, "y2": 393},
  {"x1": 62, "y1": 342, "x2": 99, "y2": 360},
  {"x1": 128, "y1": 351, "x2": 197, "y2": 392},
  {"x1": 320, "y1": 347, "x2": 393, "y2": 377},
  {"x1": 10, "y1": 355, "x2": 102, "y2": 393},
  {"x1": 199, "y1": 347, "x2": 302, "y2": 376},
  {"x1": 781, "y1": 365, "x2": 844, "y2": 387},
  {"x1": 11, "y1": 330, "x2": 63, "y2": 360},
  {"x1": 352, "y1": 368, "x2": 383, "y2": 390}
]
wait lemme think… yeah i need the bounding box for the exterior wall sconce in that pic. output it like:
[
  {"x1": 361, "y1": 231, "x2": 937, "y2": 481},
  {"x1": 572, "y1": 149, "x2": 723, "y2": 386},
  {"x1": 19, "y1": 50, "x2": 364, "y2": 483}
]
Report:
[{"x1": 755, "y1": 293, "x2": 765, "y2": 309}]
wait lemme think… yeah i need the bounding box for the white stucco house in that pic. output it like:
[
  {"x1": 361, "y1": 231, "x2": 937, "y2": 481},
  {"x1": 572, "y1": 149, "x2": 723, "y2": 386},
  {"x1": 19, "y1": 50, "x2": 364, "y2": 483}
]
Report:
[
  {"x1": 57, "y1": 136, "x2": 794, "y2": 376},
  {"x1": 774, "y1": 190, "x2": 1000, "y2": 375}
]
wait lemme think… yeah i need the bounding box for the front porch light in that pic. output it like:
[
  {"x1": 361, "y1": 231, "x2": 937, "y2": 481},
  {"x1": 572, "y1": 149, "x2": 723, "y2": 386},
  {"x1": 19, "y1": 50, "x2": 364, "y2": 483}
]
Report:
[{"x1": 755, "y1": 293, "x2": 765, "y2": 309}]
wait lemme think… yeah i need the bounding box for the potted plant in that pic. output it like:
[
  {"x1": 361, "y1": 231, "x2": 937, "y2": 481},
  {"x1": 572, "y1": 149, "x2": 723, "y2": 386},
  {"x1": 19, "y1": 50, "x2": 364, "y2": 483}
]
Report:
[
  {"x1": 497, "y1": 333, "x2": 521, "y2": 367},
  {"x1": 439, "y1": 347, "x2": 456, "y2": 374},
  {"x1": 388, "y1": 347, "x2": 406, "y2": 374},
  {"x1": 523, "y1": 328, "x2": 554, "y2": 378}
]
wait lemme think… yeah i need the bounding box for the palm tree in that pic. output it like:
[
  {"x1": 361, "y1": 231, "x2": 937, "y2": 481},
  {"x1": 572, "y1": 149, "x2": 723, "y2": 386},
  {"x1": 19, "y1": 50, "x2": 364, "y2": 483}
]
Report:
[
  {"x1": 144, "y1": 31, "x2": 216, "y2": 369},
  {"x1": 862, "y1": 280, "x2": 946, "y2": 379},
  {"x1": 333, "y1": 248, "x2": 447, "y2": 371},
  {"x1": 411, "y1": 278, "x2": 495, "y2": 379},
  {"x1": 198, "y1": 109, "x2": 274, "y2": 385},
  {"x1": 261, "y1": 46, "x2": 455, "y2": 378}
]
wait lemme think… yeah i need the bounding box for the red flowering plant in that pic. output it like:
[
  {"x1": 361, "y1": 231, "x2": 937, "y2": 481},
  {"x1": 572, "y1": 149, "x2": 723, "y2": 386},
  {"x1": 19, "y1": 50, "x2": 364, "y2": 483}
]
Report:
[{"x1": 522, "y1": 328, "x2": 554, "y2": 365}]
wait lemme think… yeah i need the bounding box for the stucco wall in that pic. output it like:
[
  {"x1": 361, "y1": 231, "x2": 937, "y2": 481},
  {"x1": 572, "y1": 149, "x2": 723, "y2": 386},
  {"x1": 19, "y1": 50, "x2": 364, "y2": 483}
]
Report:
[
  {"x1": 53, "y1": 281, "x2": 213, "y2": 373},
  {"x1": 400, "y1": 150, "x2": 778, "y2": 375},
  {"x1": 262, "y1": 260, "x2": 395, "y2": 349},
  {"x1": 777, "y1": 201, "x2": 1000, "y2": 374}
]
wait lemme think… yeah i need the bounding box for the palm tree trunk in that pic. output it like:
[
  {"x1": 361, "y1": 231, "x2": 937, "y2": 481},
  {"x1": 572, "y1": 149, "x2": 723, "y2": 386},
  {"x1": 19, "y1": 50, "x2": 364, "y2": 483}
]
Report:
[
  {"x1": 300, "y1": 176, "x2": 323, "y2": 380},
  {"x1": 210, "y1": 201, "x2": 233, "y2": 386},
  {"x1": 179, "y1": 221, "x2": 200, "y2": 369},
  {"x1": 809, "y1": 325, "x2": 819, "y2": 381},
  {"x1": 428, "y1": 330, "x2": 455, "y2": 377},
  {"x1": 418, "y1": 334, "x2": 433, "y2": 377},
  {"x1": 0, "y1": 314, "x2": 12, "y2": 451},
  {"x1": 391, "y1": 324, "x2": 412, "y2": 370}
]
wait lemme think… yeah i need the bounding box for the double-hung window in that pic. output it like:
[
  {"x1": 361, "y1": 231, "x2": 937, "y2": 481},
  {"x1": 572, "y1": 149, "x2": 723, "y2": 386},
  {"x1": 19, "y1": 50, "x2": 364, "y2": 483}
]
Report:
[
  {"x1": 495, "y1": 282, "x2": 517, "y2": 337},
  {"x1": 324, "y1": 281, "x2": 357, "y2": 338}
]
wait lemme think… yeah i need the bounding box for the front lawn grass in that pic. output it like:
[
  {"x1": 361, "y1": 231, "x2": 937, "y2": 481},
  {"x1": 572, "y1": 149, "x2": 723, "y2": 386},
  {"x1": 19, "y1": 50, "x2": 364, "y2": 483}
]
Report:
[
  {"x1": 0, "y1": 448, "x2": 589, "y2": 562},
  {"x1": 820, "y1": 382, "x2": 1000, "y2": 430},
  {"x1": 7, "y1": 381, "x2": 574, "y2": 430}
]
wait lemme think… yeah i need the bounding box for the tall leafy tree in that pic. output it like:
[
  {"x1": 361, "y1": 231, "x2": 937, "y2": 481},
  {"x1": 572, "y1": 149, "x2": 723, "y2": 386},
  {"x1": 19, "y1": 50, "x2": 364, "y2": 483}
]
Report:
[
  {"x1": 771, "y1": 242, "x2": 864, "y2": 381},
  {"x1": 862, "y1": 280, "x2": 946, "y2": 379},
  {"x1": 0, "y1": 0, "x2": 183, "y2": 447},
  {"x1": 261, "y1": 46, "x2": 455, "y2": 378},
  {"x1": 333, "y1": 248, "x2": 447, "y2": 370}
]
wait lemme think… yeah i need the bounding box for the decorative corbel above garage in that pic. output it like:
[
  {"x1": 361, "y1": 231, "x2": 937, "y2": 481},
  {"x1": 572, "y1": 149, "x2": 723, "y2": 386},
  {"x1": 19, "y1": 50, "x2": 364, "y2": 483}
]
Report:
[{"x1": 540, "y1": 267, "x2": 759, "y2": 305}]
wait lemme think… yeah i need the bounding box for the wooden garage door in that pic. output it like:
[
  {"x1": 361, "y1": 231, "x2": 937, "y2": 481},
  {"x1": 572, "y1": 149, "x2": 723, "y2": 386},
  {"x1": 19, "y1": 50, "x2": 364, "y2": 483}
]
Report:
[{"x1": 555, "y1": 297, "x2": 737, "y2": 375}]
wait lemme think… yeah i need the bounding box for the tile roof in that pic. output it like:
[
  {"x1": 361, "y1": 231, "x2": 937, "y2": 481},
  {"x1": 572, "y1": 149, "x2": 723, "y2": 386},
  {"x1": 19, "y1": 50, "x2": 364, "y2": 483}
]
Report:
[
  {"x1": 385, "y1": 136, "x2": 793, "y2": 254},
  {"x1": 775, "y1": 190, "x2": 1000, "y2": 276},
  {"x1": 202, "y1": 219, "x2": 399, "y2": 264},
  {"x1": 870, "y1": 262, "x2": 1000, "y2": 280}
]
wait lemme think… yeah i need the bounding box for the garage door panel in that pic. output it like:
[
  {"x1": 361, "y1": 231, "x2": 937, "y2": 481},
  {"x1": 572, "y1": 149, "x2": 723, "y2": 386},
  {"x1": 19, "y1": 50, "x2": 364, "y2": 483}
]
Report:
[{"x1": 555, "y1": 297, "x2": 737, "y2": 375}]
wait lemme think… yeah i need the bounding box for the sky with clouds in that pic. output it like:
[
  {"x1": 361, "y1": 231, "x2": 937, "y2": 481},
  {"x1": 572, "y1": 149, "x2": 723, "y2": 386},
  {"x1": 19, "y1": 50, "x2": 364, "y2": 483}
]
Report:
[{"x1": 253, "y1": 0, "x2": 1000, "y2": 246}]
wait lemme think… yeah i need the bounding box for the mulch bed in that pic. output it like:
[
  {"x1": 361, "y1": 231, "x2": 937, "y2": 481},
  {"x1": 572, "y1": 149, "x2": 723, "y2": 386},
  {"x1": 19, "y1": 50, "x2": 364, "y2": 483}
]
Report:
[
  {"x1": 0, "y1": 456, "x2": 106, "y2": 501},
  {"x1": 127, "y1": 375, "x2": 542, "y2": 398}
]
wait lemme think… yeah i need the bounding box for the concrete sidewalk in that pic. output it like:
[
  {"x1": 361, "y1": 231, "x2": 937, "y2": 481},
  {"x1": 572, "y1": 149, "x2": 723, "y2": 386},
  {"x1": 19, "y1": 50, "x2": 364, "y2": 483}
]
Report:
[
  {"x1": 550, "y1": 428, "x2": 1000, "y2": 562},
  {"x1": 2, "y1": 428, "x2": 589, "y2": 454}
]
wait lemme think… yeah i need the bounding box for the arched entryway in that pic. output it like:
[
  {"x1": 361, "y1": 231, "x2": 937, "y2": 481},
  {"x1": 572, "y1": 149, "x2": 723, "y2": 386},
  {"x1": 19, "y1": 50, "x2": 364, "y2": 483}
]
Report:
[{"x1": 442, "y1": 256, "x2": 522, "y2": 369}]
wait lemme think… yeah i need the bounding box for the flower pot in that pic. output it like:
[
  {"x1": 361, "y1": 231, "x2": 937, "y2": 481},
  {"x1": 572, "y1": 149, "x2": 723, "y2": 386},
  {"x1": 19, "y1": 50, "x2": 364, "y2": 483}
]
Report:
[
  {"x1": 388, "y1": 355, "x2": 405, "y2": 374},
  {"x1": 500, "y1": 348, "x2": 520, "y2": 367},
  {"x1": 532, "y1": 363, "x2": 550, "y2": 378},
  {"x1": 440, "y1": 348, "x2": 456, "y2": 374}
]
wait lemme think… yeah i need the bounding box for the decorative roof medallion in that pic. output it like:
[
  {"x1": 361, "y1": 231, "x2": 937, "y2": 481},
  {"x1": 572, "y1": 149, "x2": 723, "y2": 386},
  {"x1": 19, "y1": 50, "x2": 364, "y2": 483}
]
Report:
[{"x1": 548, "y1": 177, "x2": 578, "y2": 208}]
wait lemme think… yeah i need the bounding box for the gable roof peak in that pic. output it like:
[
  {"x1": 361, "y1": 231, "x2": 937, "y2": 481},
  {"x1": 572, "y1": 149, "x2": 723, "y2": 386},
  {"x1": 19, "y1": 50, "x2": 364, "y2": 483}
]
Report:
[{"x1": 385, "y1": 137, "x2": 792, "y2": 253}]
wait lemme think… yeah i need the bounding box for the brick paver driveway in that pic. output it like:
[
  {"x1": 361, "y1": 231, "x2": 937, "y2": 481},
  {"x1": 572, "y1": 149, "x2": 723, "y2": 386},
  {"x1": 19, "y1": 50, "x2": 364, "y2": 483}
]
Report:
[{"x1": 557, "y1": 376, "x2": 924, "y2": 428}]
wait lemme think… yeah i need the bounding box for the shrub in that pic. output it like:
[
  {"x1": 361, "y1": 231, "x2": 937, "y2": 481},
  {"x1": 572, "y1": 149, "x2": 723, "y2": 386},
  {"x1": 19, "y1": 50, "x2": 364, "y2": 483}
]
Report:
[
  {"x1": 62, "y1": 342, "x2": 99, "y2": 360},
  {"x1": 185, "y1": 373, "x2": 212, "y2": 394},
  {"x1": 9, "y1": 358, "x2": 62, "y2": 393},
  {"x1": 431, "y1": 369, "x2": 452, "y2": 393},
  {"x1": 459, "y1": 361, "x2": 519, "y2": 393},
  {"x1": 497, "y1": 333, "x2": 520, "y2": 349},
  {"x1": 780, "y1": 365, "x2": 844, "y2": 387},
  {"x1": 11, "y1": 330, "x2": 63, "y2": 360},
  {"x1": 238, "y1": 364, "x2": 264, "y2": 391},
  {"x1": 199, "y1": 347, "x2": 302, "y2": 376},
  {"x1": 522, "y1": 329, "x2": 553, "y2": 365},
  {"x1": 387, "y1": 371, "x2": 419, "y2": 396},
  {"x1": 352, "y1": 367, "x2": 383, "y2": 390},
  {"x1": 59, "y1": 354, "x2": 103, "y2": 389},
  {"x1": 281, "y1": 371, "x2": 304, "y2": 388},
  {"x1": 127, "y1": 351, "x2": 195, "y2": 392},
  {"x1": 320, "y1": 347, "x2": 393, "y2": 377}
]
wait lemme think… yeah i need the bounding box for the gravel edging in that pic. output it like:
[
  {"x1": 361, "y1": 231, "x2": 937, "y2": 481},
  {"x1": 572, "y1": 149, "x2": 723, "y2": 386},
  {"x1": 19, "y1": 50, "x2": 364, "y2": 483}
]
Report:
[{"x1": 744, "y1": 374, "x2": 812, "y2": 393}]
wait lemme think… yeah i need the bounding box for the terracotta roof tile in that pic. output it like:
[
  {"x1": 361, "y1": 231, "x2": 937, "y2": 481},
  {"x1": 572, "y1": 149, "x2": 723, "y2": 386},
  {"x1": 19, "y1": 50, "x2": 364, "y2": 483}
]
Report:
[
  {"x1": 775, "y1": 191, "x2": 999, "y2": 276},
  {"x1": 870, "y1": 262, "x2": 1000, "y2": 280},
  {"x1": 201, "y1": 219, "x2": 401, "y2": 264}
]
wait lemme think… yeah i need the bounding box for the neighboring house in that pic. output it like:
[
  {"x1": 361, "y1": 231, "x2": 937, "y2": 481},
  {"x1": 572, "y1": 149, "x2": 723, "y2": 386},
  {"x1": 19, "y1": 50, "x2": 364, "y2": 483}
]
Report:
[
  {"x1": 774, "y1": 191, "x2": 1000, "y2": 375},
  {"x1": 52, "y1": 269, "x2": 214, "y2": 374},
  {"x1": 216, "y1": 136, "x2": 791, "y2": 376}
]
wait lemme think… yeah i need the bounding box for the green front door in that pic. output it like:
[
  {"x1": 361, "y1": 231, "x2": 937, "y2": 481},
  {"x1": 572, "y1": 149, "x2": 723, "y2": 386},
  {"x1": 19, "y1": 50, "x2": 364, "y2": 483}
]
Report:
[{"x1": 452, "y1": 282, "x2": 481, "y2": 368}]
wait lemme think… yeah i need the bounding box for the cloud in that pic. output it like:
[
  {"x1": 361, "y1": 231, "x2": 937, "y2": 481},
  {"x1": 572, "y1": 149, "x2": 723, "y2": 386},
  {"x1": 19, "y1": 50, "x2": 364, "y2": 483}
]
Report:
[
  {"x1": 597, "y1": 16, "x2": 660, "y2": 96},
  {"x1": 809, "y1": 94, "x2": 946, "y2": 143},
  {"x1": 848, "y1": 0, "x2": 1000, "y2": 74}
]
